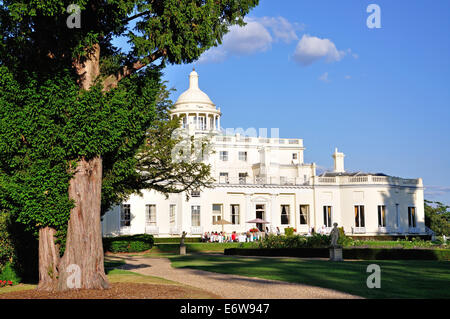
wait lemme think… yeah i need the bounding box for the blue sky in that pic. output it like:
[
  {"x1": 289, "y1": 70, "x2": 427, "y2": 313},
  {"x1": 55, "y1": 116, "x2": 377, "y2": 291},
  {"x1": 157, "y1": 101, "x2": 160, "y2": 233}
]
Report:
[{"x1": 117, "y1": 1, "x2": 450, "y2": 204}]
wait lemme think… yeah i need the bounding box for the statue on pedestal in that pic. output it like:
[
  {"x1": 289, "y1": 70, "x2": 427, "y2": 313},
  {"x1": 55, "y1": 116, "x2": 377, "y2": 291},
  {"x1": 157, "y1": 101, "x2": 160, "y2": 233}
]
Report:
[
  {"x1": 329, "y1": 222, "x2": 340, "y2": 247},
  {"x1": 329, "y1": 223, "x2": 343, "y2": 261},
  {"x1": 179, "y1": 231, "x2": 187, "y2": 255}
]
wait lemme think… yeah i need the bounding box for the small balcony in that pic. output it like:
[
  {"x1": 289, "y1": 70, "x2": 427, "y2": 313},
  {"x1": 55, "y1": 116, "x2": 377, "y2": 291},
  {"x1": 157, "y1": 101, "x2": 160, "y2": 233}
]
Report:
[
  {"x1": 169, "y1": 226, "x2": 181, "y2": 235},
  {"x1": 352, "y1": 227, "x2": 366, "y2": 234},
  {"x1": 145, "y1": 225, "x2": 159, "y2": 235},
  {"x1": 191, "y1": 226, "x2": 203, "y2": 235},
  {"x1": 119, "y1": 226, "x2": 131, "y2": 235}
]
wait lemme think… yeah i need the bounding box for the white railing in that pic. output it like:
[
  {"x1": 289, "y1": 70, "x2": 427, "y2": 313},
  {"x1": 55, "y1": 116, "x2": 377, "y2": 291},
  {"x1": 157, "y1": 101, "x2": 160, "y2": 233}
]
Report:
[
  {"x1": 318, "y1": 177, "x2": 336, "y2": 183},
  {"x1": 348, "y1": 176, "x2": 369, "y2": 183},
  {"x1": 352, "y1": 227, "x2": 366, "y2": 234},
  {"x1": 214, "y1": 135, "x2": 303, "y2": 147},
  {"x1": 314, "y1": 175, "x2": 421, "y2": 186},
  {"x1": 216, "y1": 176, "x2": 308, "y2": 186},
  {"x1": 169, "y1": 226, "x2": 181, "y2": 235},
  {"x1": 191, "y1": 226, "x2": 203, "y2": 235},
  {"x1": 145, "y1": 225, "x2": 159, "y2": 235},
  {"x1": 372, "y1": 176, "x2": 390, "y2": 183},
  {"x1": 119, "y1": 226, "x2": 131, "y2": 235},
  {"x1": 377, "y1": 226, "x2": 389, "y2": 233}
]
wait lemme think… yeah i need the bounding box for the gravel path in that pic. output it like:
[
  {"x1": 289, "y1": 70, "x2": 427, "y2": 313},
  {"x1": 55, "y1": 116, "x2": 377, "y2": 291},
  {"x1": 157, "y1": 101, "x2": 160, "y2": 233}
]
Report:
[{"x1": 113, "y1": 255, "x2": 362, "y2": 299}]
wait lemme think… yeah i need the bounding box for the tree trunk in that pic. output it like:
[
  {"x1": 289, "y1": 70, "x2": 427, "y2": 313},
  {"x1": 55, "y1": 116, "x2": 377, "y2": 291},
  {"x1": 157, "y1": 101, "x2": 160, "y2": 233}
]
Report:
[
  {"x1": 57, "y1": 156, "x2": 109, "y2": 291},
  {"x1": 37, "y1": 227, "x2": 60, "y2": 291}
]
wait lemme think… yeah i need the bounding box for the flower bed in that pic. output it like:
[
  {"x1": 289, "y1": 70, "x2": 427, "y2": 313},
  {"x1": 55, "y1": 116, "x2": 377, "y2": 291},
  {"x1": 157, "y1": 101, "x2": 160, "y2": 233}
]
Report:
[{"x1": 0, "y1": 280, "x2": 13, "y2": 287}]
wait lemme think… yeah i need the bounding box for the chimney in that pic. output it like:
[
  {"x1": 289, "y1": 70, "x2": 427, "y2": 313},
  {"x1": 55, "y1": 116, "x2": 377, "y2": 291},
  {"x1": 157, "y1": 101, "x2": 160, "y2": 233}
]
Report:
[{"x1": 332, "y1": 148, "x2": 345, "y2": 173}]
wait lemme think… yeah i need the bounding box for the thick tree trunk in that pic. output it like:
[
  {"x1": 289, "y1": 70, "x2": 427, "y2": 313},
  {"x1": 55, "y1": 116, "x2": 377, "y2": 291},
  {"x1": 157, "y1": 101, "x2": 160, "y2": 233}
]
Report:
[
  {"x1": 57, "y1": 156, "x2": 109, "y2": 291},
  {"x1": 37, "y1": 227, "x2": 60, "y2": 291}
]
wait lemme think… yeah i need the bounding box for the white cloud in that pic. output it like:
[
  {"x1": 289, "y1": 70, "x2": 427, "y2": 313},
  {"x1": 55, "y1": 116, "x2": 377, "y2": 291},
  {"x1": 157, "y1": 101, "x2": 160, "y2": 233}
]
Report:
[
  {"x1": 258, "y1": 16, "x2": 302, "y2": 43},
  {"x1": 424, "y1": 186, "x2": 450, "y2": 199},
  {"x1": 293, "y1": 34, "x2": 347, "y2": 66},
  {"x1": 199, "y1": 16, "x2": 300, "y2": 63},
  {"x1": 345, "y1": 75, "x2": 352, "y2": 80},
  {"x1": 319, "y1": 72, "x2": 330, "y2": 83}
]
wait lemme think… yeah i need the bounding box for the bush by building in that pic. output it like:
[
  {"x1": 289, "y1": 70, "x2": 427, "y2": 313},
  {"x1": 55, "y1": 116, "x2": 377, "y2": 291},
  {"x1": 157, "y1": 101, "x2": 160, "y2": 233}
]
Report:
[{"x1": 103, "y1": 234, "x2": 155, "y2": 253}]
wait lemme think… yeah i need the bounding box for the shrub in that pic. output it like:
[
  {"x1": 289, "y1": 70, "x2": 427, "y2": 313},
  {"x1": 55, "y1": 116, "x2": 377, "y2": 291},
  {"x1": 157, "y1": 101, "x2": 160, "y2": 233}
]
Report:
[
  {"x1": 260, "y1": 234, "x2": 330, "y2": 249},
  {"x1": 284, "y1": 227, "x2": 295, "y2": 236},
  {"x1": 0, "y1": 262, "x2": 21, "y2": 285},
  {"x1": 103, "y1": 234, "x2": 155, "y2": 253},
  {"x1": 0, "y1": 211, "x2": 38, "y2": 283}
]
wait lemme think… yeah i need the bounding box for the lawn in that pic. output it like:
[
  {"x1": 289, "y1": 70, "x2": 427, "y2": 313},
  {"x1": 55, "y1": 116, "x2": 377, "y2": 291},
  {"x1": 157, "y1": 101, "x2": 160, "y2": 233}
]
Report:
[
  {"x1": 0, "y1": 258, "x2": 218, "y2": 299},
  {"x1": 168, "y1": 254, "x2": 450, "y2": 299}
]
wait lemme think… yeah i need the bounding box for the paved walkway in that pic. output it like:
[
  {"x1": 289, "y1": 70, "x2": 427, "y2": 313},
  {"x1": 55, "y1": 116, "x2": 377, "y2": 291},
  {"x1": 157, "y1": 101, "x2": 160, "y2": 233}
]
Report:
[{"x1": 111, "y1": 255, "x2": 361, "y2": 299}]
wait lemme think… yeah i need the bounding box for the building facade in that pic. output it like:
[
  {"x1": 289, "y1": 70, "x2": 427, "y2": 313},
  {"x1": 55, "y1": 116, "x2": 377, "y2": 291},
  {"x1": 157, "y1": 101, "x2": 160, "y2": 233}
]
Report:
[{"x1": 102, "y1": 70, "x2": 426, "y2": 238}]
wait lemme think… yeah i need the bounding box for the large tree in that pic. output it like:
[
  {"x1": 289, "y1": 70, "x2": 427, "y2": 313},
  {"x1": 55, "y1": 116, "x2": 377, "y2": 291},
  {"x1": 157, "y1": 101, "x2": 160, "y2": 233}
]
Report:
[{"x1": 0, "y1": 0, "x2": 258, "y2": 291}]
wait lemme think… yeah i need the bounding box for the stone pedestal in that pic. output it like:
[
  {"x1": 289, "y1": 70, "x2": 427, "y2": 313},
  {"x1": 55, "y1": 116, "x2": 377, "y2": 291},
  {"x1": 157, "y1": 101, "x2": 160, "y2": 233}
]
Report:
[
  {"x1": 179, "y1": 244, "x2": 186, "y2": 255},
  {"x1": 329, "y1": 246, "x2": 343, "y2": 261}
]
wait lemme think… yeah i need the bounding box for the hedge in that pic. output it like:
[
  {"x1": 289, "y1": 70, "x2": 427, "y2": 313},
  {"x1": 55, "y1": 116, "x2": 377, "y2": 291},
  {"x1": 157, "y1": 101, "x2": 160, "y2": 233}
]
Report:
[
  {"x1": 224, "y1": 247, "x2": 450, "y2": 261},
  {"x1": 103, "y1": 234, "x2": 155, "y2": 253},
  {"x1": 153, "y1": 237, "x2": 202, "y2": 243}
]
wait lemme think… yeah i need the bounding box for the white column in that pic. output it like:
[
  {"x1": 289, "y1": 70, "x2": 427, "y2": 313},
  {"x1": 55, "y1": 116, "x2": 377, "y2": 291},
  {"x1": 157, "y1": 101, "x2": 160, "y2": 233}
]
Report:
[
  {"x1": 270, "y1": 194, "x2": 277, "y2": 232},
  {"x1": 245, "y1": 194, "x2": 252, "y2": 229},
  {"x1": 196, "y1": 112, "x2": 199, "y2": 130},
  {"x1": 185, "y1": 113, "x2": 188, "y2": 128},
  {"x1": 217, "y1": 115, "x2": 221, "y2": 131}
]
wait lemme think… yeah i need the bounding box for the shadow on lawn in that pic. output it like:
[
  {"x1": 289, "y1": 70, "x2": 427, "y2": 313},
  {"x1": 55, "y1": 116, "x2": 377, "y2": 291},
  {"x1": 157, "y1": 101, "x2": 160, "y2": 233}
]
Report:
[{"x1": 167, "y1": 255, "x2": 450, "y2": 299}]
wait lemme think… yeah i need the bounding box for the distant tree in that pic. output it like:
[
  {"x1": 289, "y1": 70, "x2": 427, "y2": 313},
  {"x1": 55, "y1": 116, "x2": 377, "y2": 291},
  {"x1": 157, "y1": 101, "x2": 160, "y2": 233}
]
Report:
[
  {"x1": 0, "y1": 0, "x2": 259, "y2": 291},
  {"x1": 424, "y1": 200, "x2": 450, "y2": 236}
]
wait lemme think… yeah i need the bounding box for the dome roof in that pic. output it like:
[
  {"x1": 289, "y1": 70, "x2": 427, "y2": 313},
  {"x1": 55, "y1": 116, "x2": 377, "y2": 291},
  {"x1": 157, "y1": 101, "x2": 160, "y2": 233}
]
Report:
[{"x1": 174, "y1": 70, "x2": 215, "y2": 108}]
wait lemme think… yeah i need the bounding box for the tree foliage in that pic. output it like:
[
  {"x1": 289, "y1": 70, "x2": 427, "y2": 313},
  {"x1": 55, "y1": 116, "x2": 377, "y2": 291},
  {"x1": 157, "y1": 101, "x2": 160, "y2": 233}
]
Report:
[
  {"x1": 425, "y1": 200, "x2": 450, "y2": 236},
  {"x1": 0, "y1": 0, "x2": 259, "y2": 289}
]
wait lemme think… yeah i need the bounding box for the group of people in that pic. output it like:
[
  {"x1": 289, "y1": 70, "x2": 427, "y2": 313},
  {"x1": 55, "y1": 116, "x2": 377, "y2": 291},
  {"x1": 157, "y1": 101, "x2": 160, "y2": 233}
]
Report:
[
  {"x1": 201, "y1": 226, "x2": 322, "y2": 242},
  {"x1": 201, "y1": 231, "x2": 237, "y2": 243},
  {"x1": 201, "y1": 230, "x2": 267, "y2": 243}
]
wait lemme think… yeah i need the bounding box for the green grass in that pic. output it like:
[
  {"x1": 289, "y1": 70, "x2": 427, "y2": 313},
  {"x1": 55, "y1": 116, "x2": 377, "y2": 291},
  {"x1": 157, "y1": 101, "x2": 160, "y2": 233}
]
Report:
[
  {"x1": 0, "y1": 284, "x2": 36, "y2": 294},
  {"x1": 145, "y1": 242, "x2": 259, "y2": 255},
  {"x1": 168, "y1": 255, "x2": 450, "y2": 299}
]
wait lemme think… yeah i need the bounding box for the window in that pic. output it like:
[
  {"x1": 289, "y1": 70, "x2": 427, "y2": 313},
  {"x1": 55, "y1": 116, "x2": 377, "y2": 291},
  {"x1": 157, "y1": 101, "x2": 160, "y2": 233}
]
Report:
[
  {"x1": 281, "y1": 205, "x2": 290, "y2": 224},
  {"x1": 191, "y1": 206, "x2": 200, "y2": 226},
  {"x1": 145, "y1": 204, "x2": 156, "y2": 226},
  {"x1": 239, "y1": 151, "x2": 247, "y2": 161},
  {"x1": 395, "y1": 204, "x2": 399, "y2": 228},
  {"x1": 219, "y1": 172, "x2": 229, "y2": 184},
  {"x1": 120, "y1": 204, "x2": 131, "y2": 227},
  {"x1": 378, "y1": 205, "x2": 386, "y2": 227},
  {"x1": 212, "y1": 204, "x2": 222, "y2": 224},
  {"x1": 197, "y1": 116, "x2": 206, "y2": 130},
  {"x1": 231, "y1": 205, "x2": 240, "y2": 224},
  {"x1": 169, "y1": 204, "x2": 176, "y2": 226},
  {"x1": 323, "y1": 206, "x2": 332, "y2": 227},
  {"x1": 300, "y1": 205, "x2": 309, "y2": 225},
  {"x1": 292, "y1": 153, "x2": 298, "y2": 160},
  {"x1": 239, "y1": 172, "x2": 248, "y2": 184},
  {"x1": 220, "y1": 151, "x2": 228, "y2": 161},
  {"x1": 191, "y1": 190, "x2": 200, "y2": 197},
  {"x1": 354, "y1": 205, "x2": 365, "y2": 227},
  {"x1": 408, "y1": 207, "x2": 416, "y2": 228},
  {"x1": 255, "y1": 204, "x2": 265, "y2": 231}
]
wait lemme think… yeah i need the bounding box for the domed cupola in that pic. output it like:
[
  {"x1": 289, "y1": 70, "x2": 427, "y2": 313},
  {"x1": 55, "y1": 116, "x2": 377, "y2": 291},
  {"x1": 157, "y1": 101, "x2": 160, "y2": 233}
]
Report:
[{"x1": 170, "y1": 69, "x2": 221, "y2": 132}]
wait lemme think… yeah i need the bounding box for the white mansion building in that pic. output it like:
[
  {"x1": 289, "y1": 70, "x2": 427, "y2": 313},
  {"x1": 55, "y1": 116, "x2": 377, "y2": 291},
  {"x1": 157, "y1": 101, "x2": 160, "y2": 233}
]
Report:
[{"x1": 102, "y1": 70, "x2": 426, "y2": 238}]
